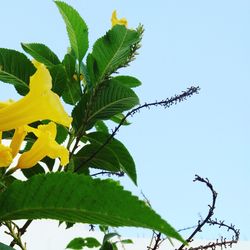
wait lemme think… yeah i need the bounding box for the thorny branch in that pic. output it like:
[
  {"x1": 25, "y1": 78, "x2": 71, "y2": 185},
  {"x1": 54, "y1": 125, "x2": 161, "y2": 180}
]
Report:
[
  {"x1": 74, "y1": 86, "x2": 200, "y2": 172},
  {"x1": 178, "y1": 175, "x2": 239, "y2": 250},
  {"x1": 187, "y1": 218, "x2": 240, "y2": 250},
  {"x1": 147, "y1": 176, "x2": 239, "y2": 250},
  {"x1": 178, "y1": 175, "x2": 218, "y2": 250}
]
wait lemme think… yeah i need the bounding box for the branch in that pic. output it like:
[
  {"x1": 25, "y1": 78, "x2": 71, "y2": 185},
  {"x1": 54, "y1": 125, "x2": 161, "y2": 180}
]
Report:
[
  {"x1": 74, "y1": 86, "x2": 200, "y2": 172},
  {"x1": 91, "y1": 171, "x2": 125, "y2": 177},
  {"x1": 186, "y1": 218, "x2": 240, "y2": 250},
  {"x1": 9, "y1": 220, "x2": 32, "y2": 248},
  {"x1": 177, "y1": 175, "x2": 240, "y2": 250},
  {"x1": 177, "y1": 175, "x2": 217, "y2": 250}
]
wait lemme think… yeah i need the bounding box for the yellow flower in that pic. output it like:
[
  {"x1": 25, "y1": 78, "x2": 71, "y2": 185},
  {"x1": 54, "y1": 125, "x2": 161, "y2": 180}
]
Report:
[
  {"x1": 10, "y1": 126, "x2": 27, "y2": 158},
  {"x1": 0, "y1": 100, "x2": 27, "y2": 161},
  {"x1": 0, "y1": 61, "x2": 72, "y2": 131},
  {"x1": 0, "y1": 131, "x2": 13, "y2": 167},
  {"x1": 16, "y1": 122, "x2": 69, "y2": 169},
  {"x1": 111, "y1": 10, "x2": 128, "y2": 27},
  {"x1": 0, "y1": 144, "x2": 12, "y2": 167}
]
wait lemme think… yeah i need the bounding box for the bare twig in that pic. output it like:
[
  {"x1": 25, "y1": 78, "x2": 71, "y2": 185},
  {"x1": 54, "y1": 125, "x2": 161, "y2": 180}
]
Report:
[
  {"x1": 177, "y1": 175, "x2": 218, "y2": 250},
  {"x1": 91, "y1": 171, "x2": 125, "y2": 177},
  {"x1": 177, "y1": 175, "x2": 239, "y2": 250}
]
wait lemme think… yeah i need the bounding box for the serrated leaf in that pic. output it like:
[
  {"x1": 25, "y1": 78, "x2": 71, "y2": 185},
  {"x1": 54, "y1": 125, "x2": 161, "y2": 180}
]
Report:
[
  {"x1": 48, "y1": 64, "x2": 68, "y2": 96},
  {"x1": 0, "y1": 173, "x2": 184, "y2": 242},
  {"x1": 0, "y1": 48, "x2": 35, "y2": 95},
  {"x1": 55, "y1": 124, "x2": 69, "y2": 144},
  {"x1": 85, "y1": 132, "x2": 137, "y2": 185},
  {"x1": 66, "y1": 237, "x2": 101, "y2": 249},
  {"x1": 94, "y1": 120, "x2": 109, "y2": 134},
  {"x1": 62, "y1": 79, "x2": 82, "y2": 105},
  {"x1": 63, "y1": 53, "x2": 76, "y2": 77},
  {"x1": 21, "y1": 164, "x2": 45, "y2": 179},
  {"x1": 62, "y1": 53, "x2": 82, "y2": 105},
  {"x1": 72, "y1": 80, "x2": 138, "y2": 132},
  {"x1": 55, "y1": 1, "x2": 88, "y2": 62},
  {"x1": 87, "y1": 80, "x2": 138, "y2": 127},
  {"x1": 112, "y1": 75, "x2": 141, "y2": 88},
  {"x1": 71, "y1": 94, "x2": 88, "y2": 132},
  {"x1": 0, "y1": 242, "x2": 16, "y2": 250},
  {"x1": 74, "y1": 143, "x2": 121, "y2": 172},
  {"x1": 87, "y1": 25, "x2": 140, "y2": 85},
  {"x1": 21, "y1": 43, "x2": 60, "y2": 67}
]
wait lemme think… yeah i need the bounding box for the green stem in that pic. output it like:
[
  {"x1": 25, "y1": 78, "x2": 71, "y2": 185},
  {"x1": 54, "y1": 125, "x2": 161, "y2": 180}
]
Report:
[{"x1": 4, "y1": 221, "x2": 26, "y2": 250}]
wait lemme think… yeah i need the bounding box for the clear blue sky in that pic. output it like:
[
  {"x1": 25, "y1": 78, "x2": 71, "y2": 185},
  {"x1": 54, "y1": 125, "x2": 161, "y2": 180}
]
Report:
[{"x1": 0, "y1": 0, "x2": 249, "y2": 248}]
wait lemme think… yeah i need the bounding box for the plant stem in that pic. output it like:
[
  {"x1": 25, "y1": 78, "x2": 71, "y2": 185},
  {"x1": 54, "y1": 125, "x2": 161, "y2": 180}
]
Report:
[{"x1": 4, "y1": 221, "x2": 27, "y2": 250}]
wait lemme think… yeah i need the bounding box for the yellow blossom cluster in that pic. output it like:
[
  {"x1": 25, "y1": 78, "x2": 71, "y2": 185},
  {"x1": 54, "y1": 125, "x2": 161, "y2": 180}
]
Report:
[{"x1": 0, "y1": 61, "x2": 72, "y2": 169}]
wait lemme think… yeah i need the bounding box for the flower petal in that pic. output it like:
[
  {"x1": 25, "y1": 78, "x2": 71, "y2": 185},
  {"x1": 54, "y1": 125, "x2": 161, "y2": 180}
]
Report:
[
  {"x1": 10, "y1": 126, "x2": 27, "y2": 158},
  {"x1": 0, "y1": 144, "x2": 13, "y2": 167},
  {"x1": 0, "y1": 62, "x2": 72, "y2": 131},
  {"x1": 111, "y1": 10, "x2": 128, "y2": 27},
  {"x1": 16, "y1": 122, "x2": 69, "y2": 169}
]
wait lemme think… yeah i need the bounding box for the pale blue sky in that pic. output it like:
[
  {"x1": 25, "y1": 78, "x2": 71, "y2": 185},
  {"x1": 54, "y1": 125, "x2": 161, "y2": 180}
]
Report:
[{"x1": 0, "y1": 0, "x2": 249, "y2": 247}]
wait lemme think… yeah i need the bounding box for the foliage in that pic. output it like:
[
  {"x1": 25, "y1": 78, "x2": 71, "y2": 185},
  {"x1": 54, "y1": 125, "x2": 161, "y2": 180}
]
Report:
[{"x1": 0, "y1": 1, "x2": 192, "y2": 249}]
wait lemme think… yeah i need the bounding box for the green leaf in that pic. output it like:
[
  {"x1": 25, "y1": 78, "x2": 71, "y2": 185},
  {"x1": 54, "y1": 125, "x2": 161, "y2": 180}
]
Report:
[
  {"x1": 21, "y1": 43, "x2": 60, "y2": 67},
  {"x1": 72, "y1": 79, "x2": 138, "y2": 132},
  {"x1": 21, "y1": 164, "x2": 45, "y2": 179},
  {"x1": 100, "y1": 241, "x2": 114, "y2": 250},
  {"x1": 110, "y1": 113, "x2": 130, "y2": 126},
  {"x1": 120, "y1": 239, "x2": 133, "y2": 244},
  {"x1": 63, "y1": 53, "x2": 76, "y2": 77},
  {"x1": 49, "y1": 64, "x2": 68, "y2": 96},
  {"x1": 55, "y1": 124, "x2": 69, "y2": 144},
  {"x1": 85, "y1": 132, "x2": 137, "y2": 185},
  {"x1": 94, "y1": 120, "x2": 109, "y2": 134},
  {"x1": 72, "y1": 79, "x2": 139, "y2": 131},
  {"x1": 66, "y1": 237, "x2": 101, "y2": 249},
  {"x1": 0, "y1": 173, "x2": 184, "y2": 242},
  {"x1": 87, "y1": 80, "x2": 138, "y2": 126},
  {"x1": 0, "y1": 242, "x2": 16, "y2": 250},
  {"x1": 62, "y1": 53, "x2": 82, "y2": 105},
  {"x1": 71, "y1": 94, "x2": 88, "y2": 132},
  {"x1": 103, "y1": 233, "x2": 119, "y2": 243},
  {"x1": 113, "y1": 75, "x2": 141, "y2": 88},
  {"x1": 74, "y1": 143, "x2": 121, "y2": 172},
  {"x1": 40, "y1": 156, "x2": 55, "y2": 171},
  {"x1": 99, "y1": 225, "x2": 109, "y2": 233},
  {"x1": 87, "y1": 25, "x2": 140, "y2": 85},
  {"x1": 55, "y1": 1, "x2": 88, "y2": 62},
  {"x1": 0, "y1": 48, "x2": 35, "y2": 95}
]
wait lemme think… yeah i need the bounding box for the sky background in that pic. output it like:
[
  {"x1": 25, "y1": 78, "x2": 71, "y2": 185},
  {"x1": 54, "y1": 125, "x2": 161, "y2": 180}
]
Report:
[{"x1": 0, "y1": 0, "x2": 250, "y2": 249}]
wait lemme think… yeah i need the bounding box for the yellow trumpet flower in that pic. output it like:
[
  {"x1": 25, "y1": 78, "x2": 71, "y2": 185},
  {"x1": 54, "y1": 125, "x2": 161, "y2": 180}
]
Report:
[
  {"x1": 0, "y1": 144, "x2": 12, "y2": 167},
  {"x1": 0, "y1": 61, "x2": 72, "y2": 131},
  {"x1": 10, "y1": 126, "x2": 27, "y2": 158},
  {"x1": 16, "y1": 122, "x2": 69, "y2": 169},
  {"x1": 0, "y1": 100, "x2": 27, "y2": 162},
  {"x1": 0, "y1": 131, "x2": 13, "y2": 167},
  {"x1": 111, "y1": 10, "x2": 128, "y2": 27}
]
